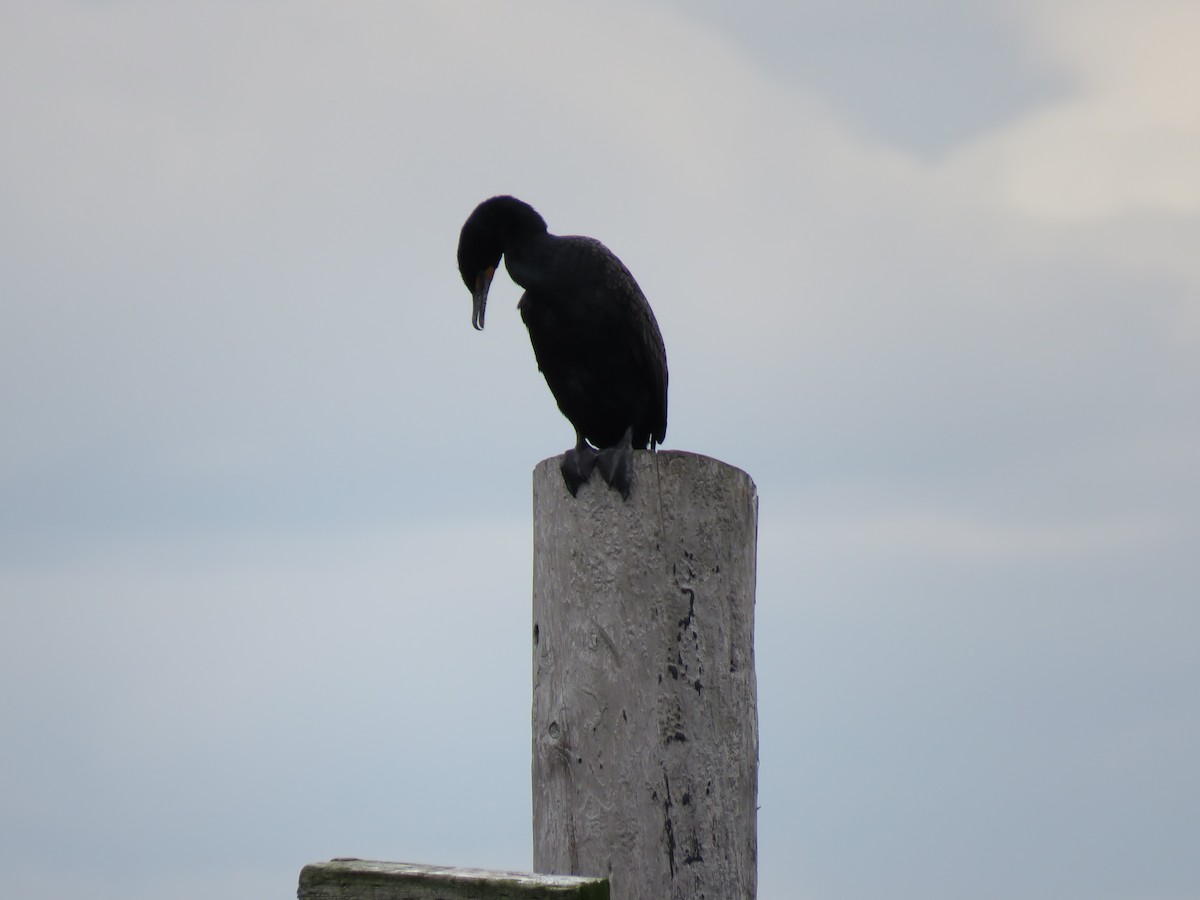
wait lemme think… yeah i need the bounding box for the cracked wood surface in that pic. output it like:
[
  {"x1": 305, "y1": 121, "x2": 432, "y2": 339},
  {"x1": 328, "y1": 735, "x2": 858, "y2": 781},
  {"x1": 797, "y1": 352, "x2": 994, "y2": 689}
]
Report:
[{"x1": 532, "y1": 451, "x2": 759, "y2": 900}]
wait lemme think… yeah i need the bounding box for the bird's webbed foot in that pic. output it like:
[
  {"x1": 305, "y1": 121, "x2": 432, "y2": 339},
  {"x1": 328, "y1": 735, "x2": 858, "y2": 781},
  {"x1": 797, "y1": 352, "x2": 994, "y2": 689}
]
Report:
[
  {"x1": 596, "y1": 427, "x2": 634, "y2": 501},
  {"x1": 561, "y1": 440, "x2": 598, "y2": 497}
]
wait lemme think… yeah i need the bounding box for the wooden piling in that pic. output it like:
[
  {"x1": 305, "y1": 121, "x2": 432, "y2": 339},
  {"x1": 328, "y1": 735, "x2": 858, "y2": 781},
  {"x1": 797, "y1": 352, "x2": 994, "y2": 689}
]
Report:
[
  {"x1": 298, "y1": 859, "x2": 609, "y2": 900},
  {"x1": 532, "y1": 450, "x2": 759, "y2": 899}
]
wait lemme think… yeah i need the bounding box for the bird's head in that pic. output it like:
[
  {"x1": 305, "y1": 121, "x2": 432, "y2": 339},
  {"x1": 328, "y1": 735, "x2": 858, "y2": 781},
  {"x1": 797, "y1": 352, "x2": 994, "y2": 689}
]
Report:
[
  {"x1": 456, "y1": 196, "x2": 546, "y2": 331},
  {"x1": 457, "y1": 221, "x2": 501, "y2": 331}
]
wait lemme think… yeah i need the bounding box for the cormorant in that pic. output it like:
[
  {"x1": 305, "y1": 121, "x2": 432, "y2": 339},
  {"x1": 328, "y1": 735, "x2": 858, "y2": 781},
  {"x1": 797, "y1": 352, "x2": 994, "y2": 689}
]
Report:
[{"x1": 457, "y1": 196, "x2": 668, "y2": 499}]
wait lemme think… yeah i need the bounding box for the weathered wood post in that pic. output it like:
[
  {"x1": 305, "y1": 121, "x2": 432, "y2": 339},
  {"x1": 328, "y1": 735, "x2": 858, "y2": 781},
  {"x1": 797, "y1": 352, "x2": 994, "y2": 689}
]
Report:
[
  {"x1": 299, "y1": 859, "x2": 609, "y2": 900},
  {"x1": 532, "y1": 450, "x2": 758, "y2": 899}
]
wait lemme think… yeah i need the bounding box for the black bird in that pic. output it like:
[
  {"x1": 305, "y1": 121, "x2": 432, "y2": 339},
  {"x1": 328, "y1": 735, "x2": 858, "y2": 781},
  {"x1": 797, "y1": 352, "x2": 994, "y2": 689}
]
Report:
[{"x1": 457, "y1": 196, "x2": 668, "y2": 499}]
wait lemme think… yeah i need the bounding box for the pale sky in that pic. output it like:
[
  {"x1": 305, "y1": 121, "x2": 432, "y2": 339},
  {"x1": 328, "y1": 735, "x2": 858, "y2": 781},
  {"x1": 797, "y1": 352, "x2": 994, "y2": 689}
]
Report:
[{"x1": 2, "y1": 2, "x2": 1198, "y2": 899}]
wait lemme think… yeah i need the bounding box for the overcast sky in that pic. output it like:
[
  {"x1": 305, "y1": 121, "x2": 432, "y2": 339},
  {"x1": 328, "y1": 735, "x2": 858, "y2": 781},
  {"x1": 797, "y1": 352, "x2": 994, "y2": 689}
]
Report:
[{"x1": 2, "y1": 1, "x2": 1198, "y2": 898}]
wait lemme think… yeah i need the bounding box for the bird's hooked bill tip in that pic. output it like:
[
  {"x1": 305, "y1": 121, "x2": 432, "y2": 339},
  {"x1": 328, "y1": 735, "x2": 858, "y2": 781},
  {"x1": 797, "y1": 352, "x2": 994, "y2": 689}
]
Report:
[
  {"x1": 471, "y1": 267, "x2": 494, "y2": 331},
  {"x1": 471, "y1": 292, "x2": 487, "y2": 330}
]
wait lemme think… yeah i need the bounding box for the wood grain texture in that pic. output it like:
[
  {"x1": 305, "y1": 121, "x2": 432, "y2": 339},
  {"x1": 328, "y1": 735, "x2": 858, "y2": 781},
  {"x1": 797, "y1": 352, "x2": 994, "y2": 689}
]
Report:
[
  {"x1": 298, "y1": 859, "x2": 609, "y2": 900},
  {"x1": 532, "y1": 451, "x2": 759, "y2": 899}
]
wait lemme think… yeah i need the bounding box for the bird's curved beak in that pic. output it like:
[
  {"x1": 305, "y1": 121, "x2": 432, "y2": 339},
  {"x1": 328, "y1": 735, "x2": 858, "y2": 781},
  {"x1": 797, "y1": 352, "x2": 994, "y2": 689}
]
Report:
[{"x1": 472, "y1": 266, "x2": 495, "y2": 331}]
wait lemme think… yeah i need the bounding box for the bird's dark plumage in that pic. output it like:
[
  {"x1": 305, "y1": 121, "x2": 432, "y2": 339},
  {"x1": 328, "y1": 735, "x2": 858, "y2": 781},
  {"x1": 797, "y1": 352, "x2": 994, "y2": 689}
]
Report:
[{"x1": 457, "y1": 195, "x2": 668, "y2": 498}]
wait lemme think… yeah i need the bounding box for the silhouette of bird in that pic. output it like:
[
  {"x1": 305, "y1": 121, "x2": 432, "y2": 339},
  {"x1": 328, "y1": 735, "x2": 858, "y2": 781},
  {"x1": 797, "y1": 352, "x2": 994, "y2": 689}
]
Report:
[{"x1": 457, "y1": 196, "x2": 668, "y2": 499}]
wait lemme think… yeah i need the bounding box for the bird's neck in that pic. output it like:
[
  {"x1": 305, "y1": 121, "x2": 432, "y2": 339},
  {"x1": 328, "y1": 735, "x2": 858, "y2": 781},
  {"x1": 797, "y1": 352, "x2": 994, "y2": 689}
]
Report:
[{"x1": 504, "y1": 231, "x2": 558, "y2": 291}]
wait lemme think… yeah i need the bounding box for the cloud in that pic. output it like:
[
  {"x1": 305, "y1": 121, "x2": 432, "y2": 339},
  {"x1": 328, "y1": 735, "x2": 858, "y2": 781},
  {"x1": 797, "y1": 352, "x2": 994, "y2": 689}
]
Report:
[
  {"x1": 780, "y1": 509, "x2": 1174, "y2": 562},
  {"x1": 944, "y1": 0, "x2": 1200, "y2": 221}
]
